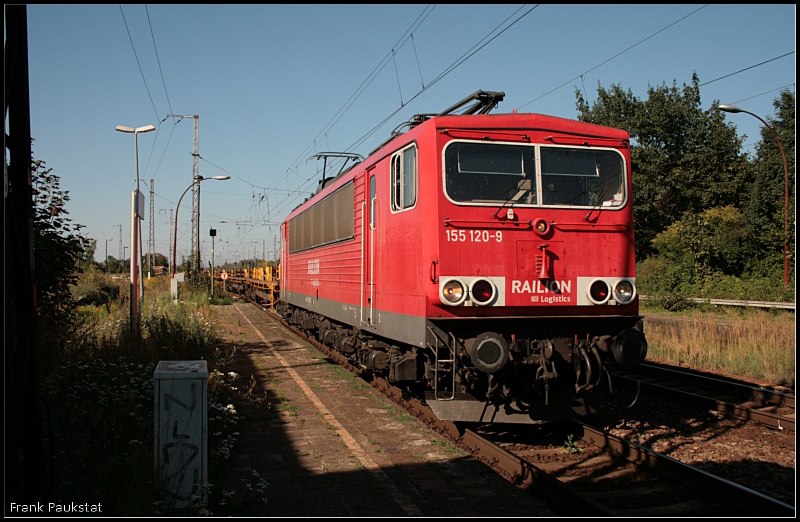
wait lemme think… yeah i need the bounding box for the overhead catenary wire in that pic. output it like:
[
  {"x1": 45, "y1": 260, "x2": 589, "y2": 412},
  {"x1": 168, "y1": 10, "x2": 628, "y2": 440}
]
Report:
[
  {"x1": 118, "y1": 5, "x2": 183, "y2": 183},
  {"x1": 517, "y1": 4, "x2": 708, "y2": 110},
  {"x1": 271, "y1": 5, "x2": 438, "y2": 195},
  {"x1": 196, "y1": 5, "x2": 541, "y2": 228},
  {"x1": 340, "y1": 5, "x2": 539, "y2": 160},
  {"x1": 181, "y1": 4, "x2": 523, "y2": 225},
  {"x1": 118, "y1": 4, "x2": 160, "y2": 122},
  {"x1": 699, "y1": 51, "x2": 796, "y2": 87},
  {"x1": 146, "y1": 4, "x2": 173, "y2": 115},
  {"x1": 732, "y1": 83, "x2": 796, "y2": 106}
]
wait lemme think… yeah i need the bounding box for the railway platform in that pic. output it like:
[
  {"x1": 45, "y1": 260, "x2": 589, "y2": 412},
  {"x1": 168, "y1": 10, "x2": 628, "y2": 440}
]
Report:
[{"x1": 208, "y1": 299, "x2": 558, "y2": 517}]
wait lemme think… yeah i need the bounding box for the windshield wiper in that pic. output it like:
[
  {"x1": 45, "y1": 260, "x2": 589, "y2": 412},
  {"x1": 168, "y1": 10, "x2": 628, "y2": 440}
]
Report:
[
  {"x1": 583, "y1": 177, "x2": 617, "y2": 222},
  {"x1": 493, "y1": 179, "x2": 532, "y2": 218}
]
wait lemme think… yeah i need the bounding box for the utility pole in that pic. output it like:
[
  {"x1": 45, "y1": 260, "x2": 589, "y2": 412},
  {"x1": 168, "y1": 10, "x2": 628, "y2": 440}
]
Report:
[
  {"x1": 117, "y1": 224, "x2": 123, "y2": 261},
  {"x1": 149, "y1": 179, "x2": 154, "y2": 278},
  {"x1": 210, "y1": 228, "x2": 217, "y2": 298},
  {"x1": 169, "y1": 209, "x2": 174, "y2": 276},
  {"x1": 167, "y1": 114, "x2": 200, "y2": 272}
]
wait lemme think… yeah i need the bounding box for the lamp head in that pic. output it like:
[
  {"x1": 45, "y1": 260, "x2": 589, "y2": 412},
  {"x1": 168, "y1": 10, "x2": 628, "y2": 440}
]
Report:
[{"x1": 718, "y1": 104, "x2": 743, "y2": 114}]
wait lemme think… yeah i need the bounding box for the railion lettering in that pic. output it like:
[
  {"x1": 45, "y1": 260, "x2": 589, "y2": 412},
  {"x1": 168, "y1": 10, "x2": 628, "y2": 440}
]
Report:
[{"x1": 511, "y1": 279, "x2": 572, "y2": 294}]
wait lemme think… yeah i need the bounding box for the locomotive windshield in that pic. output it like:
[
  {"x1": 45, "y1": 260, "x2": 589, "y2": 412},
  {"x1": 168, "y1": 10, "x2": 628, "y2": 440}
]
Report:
[
  {"x1": 541, "y1": 147, "x2": 624, "y2": 207},
  {"x1": 443, "y1": 141, "x2": 625, "y2": 208},
  {"x1": 445, "y1": 143, "x2": 534, "y2": 204}
]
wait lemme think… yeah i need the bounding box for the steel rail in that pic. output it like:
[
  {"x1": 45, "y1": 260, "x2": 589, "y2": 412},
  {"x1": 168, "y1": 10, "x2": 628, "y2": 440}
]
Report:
[
  {"x1": 612, "y1": 364, "x2": 795, "y2": 432},
  {"x1": 460, "y1": 429, "x2": 616, "y2": 516},
  {"x1": 575, "y1": 420, "x2": 795, "y2": 517}
]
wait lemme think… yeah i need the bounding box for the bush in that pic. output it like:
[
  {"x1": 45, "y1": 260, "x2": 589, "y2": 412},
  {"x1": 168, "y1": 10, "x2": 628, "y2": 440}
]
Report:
[
  {"x1": 651, "y1": 293, "x2": 693, "y2": 312},
  {"x1": 636, "y1": 257, "x2": 695, "y2": 295},
  {"x1": 185, "y1": 272, "x2": 211, "y2": 293}
]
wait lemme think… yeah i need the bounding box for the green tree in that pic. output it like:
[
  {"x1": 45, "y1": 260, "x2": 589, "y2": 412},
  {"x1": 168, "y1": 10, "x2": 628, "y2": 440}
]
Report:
[
  {"x1": 153, "y1": 252, "x2": 169, "y2": 267},
  {"x1": 31, "y1": 157, "x2": 91, "y2": 352},
  {"x1": 106, "y1": 255, "x2": 123, "y2": 274},
  {"x1": 742, "y1": 90, "x2": 795, "y2": 279},
  {"x1": 652, "y1": 205, "x2": 748, "y2": 279},
  {"x1": 79, "y1": 238, "x2": 103, "y2": 272},
  {"x1": 575, "y1": 73, "x2": 751, "y2": 258}
]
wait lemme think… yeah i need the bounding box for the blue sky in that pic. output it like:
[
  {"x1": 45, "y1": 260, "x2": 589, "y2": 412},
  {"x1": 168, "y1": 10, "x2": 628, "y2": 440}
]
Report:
[{"x1": 21, "y1": 4, "x2": 796, "y2": 265}]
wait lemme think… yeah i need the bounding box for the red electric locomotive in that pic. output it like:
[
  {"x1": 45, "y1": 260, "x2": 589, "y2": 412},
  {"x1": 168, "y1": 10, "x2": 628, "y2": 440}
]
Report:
[{"x1": 278, "y1": 91, "x2": 647, "y2": 424}]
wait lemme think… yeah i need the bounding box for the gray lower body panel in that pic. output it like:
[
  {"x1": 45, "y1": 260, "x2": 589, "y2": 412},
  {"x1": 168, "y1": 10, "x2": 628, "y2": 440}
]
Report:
[{"x1": 284, "y1": 290, "x2": 427, "y2": 348}]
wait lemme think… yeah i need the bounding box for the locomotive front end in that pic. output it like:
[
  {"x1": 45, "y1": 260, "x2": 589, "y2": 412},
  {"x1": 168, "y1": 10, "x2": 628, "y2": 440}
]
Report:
[{"x1": 423, "y1": 116, "x2": 647, "y2": 423}]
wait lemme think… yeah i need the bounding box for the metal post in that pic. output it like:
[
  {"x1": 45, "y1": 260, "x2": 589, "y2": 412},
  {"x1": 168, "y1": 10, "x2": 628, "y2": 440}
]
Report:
[
  {"x1": 130, "y1": 191, "x2": 137, "y2": 335},
  {"x1": 105, "y1": 238, "x2": 113, "y2": 273},
  {"x1": 191, "y1": 118, "x2": 200, "y2": 272},
  {"x1": 163, "y1": 209, "x2": 172, "y2": 277},
  {"x1": 134, "y1": 131, "x2": 140, "y2": 333},
  {"x1": 166, "y1": 114, "x2": 200, "y2": 272},
  {"x1": 719, "y1": 104, "x2": 791, "y2": 287},
  {"x1": 149, "y1": 179, "x2": 154, "y2": 278},
  {"x1": 197, "y1": 173, "x2": 201, "y2": 272},
  {"x1": 139, "y1": 217, "x2": 144, "y2": 303},
  {"x1": 211, "y1": 232, "x2": 215, "y2": 299}
]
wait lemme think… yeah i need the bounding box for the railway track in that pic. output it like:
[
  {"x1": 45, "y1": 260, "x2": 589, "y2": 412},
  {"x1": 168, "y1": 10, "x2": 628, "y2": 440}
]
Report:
[
  {"x1": 233, "y1": 294, "x2": 794, "y2": 517},
  {"x1": 464, "y1": 422, "x2": 795, "y2": 516},
  {"x1": 610, "y1": 362, "x2": 795, "y2": 432}
]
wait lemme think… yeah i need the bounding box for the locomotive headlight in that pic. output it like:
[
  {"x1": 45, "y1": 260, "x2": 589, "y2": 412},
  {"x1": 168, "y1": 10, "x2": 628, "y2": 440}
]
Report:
[
  {"x1": 613, "y1": 279, "x2": 636, "y2": 305},
  {"x1": 469, "y1": 279, "x2": 496, "y2": 306},
  {"x1": 441, "y1": 279, "x2": 467, "y2": 306},
  {"x1": 587, "y1": 279, "x2": 611, "y2": 305},
  {"x1": 534, "y1": 218, "x2": 550, "y2": 235}
]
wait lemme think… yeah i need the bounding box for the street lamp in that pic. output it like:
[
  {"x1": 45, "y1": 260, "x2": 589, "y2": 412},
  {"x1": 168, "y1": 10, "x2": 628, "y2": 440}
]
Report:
[
  {"x1": 115, "y1": 125, "x2": 155, "y2": 189},
  {"x1": 173, "y1": 175, "x2": 230, "y2": 279},
  {"x1": 105, "y1": 238, "x2": 114, "y2": 273},
  {"x1": 117, "y1": 124, "x2": 155, "y2": 335},
  {"x1": 719, "y1": 104, "x2": 790, "y2": 288}
]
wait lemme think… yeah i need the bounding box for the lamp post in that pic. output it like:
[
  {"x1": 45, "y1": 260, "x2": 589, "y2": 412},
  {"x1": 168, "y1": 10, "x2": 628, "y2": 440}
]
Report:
[
  {"x1": 719, "y1": 104, "x2": 790, "y2": 288},
  {"x1": 105, "y1": 238, "x2": 114, "y2": 273},
  {"x1": 117, "y1": 124, "x2": 155, "y2": 335},
  {"x1": 173, "y1": 175, "x2": 230, "y2": 281},
  {"x1": 210, "y1": 228, "x2": 217, "y2": 299}
]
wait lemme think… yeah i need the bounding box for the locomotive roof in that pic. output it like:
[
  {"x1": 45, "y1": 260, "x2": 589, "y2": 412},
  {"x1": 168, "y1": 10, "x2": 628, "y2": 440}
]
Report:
[{"x1": 284, "y1": 112, "x2": 629, "y2": 222}]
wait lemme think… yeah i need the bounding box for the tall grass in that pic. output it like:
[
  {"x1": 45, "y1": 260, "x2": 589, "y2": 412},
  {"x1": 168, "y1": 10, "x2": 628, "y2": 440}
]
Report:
[
  {"x1": 41, "y1": 273, "x2": 244, "y2": 515},
  {"x1": 643, "y1": 307, "x2": 795, "y2": 387}
]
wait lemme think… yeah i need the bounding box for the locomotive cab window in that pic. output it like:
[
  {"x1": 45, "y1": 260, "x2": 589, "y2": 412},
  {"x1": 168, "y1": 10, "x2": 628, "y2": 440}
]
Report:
[
  {"x1": 444, "y1": 142, "x2": 535, "y2": 205},
  {"x1": 391, "y1": 144, "x2": 417, "y2": 212},
  {"x1": 541, "y1": 147, "x2": 624, "y2": 207}
]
